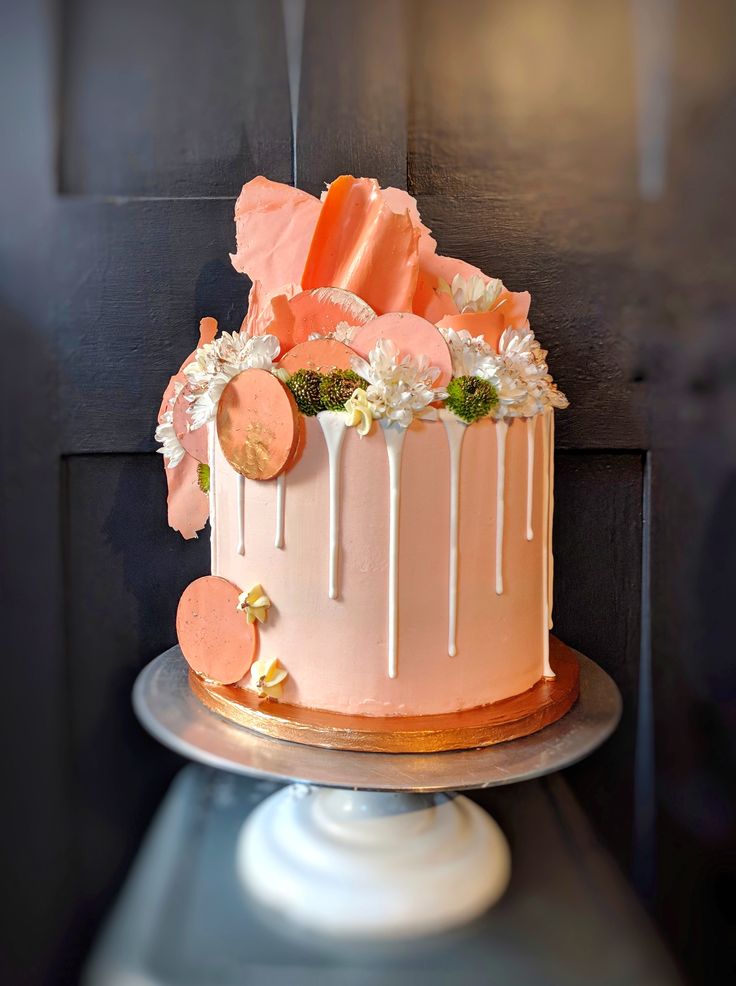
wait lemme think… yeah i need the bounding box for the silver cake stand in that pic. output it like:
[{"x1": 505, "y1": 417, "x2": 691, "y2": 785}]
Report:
[{"x1": 134, "y1": 644, "x2": 621, "y2": 939}]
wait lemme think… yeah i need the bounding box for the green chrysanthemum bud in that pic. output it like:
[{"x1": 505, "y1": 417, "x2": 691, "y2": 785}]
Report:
[
  {"x1": 197, "y1": 463, "x2": 210, "y2": 494},
  {"x1": 287, "y1": 369, "x2": 326, "y2": 416},
  {"x1": 446, "y1": 375, "x2": 499, "y2": 424},
  {"x1": 319, "y1": 369, "x2": 368, "y2": 411}
]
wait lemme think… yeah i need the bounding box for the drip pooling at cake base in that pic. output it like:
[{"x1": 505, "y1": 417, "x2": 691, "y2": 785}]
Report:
[{"x1": 157, "y1": 175, "x2": 568, "y2": 718}]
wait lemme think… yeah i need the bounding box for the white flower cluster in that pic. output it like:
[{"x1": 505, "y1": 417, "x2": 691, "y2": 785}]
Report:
[
  {"x1": 351, "y1": 338, "x2": 447, "y2": 429},
  {"x1": 184, "y1": 332, "x2": 281, "y2": 431},
  {"x1": 439, "y1": 326, "x2": 497, "y2": 378},
  {"x1": 439, "y1": 324, "x2": 568, "y2": 419},
  {"x1": 308, "y1": 320, "x2": 358, "y2": 345},
  {"x1": 155, "y1": 381, "x2": 186, "y2": 468},
  {"x1": 439, "y1": 274, "x2": 503, "y2": 314},
  {"x1": 485, "y1": 325, "x2": 569, "y2": 418}
]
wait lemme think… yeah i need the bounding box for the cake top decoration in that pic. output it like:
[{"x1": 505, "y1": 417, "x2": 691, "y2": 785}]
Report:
[{"x1": 156, "y1": 174, "x2": 567, "y2": 538}]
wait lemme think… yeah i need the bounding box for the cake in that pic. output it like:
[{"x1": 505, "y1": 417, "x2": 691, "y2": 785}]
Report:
[{"x1": 155, "y1": 175, "x2": 573, "y2": 751}]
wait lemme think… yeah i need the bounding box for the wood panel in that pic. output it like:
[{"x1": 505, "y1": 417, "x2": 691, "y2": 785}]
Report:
[
  {"x1": 3, "y1": 1, "x2": 735, "y2": 984},
  {"x1": 60, "y1": 453, "x2": 206, "y2": 968},
  {"x1": 632, "y1": 2, "x2": 736, "y2": 979},
  {"x1": 1, "y1": 4, "x2": 71, "y2": 983},
  {"x1": 297, "y1": 0, "x2": 409, "y2": 194},
  {"x1": 405, "y1": 4, "x2": 736, "y2": 982},
  {"x1": 408, "y1": 0, "x2": 647, "y2": 451},
  {"x1": 60, "y1": 0, "x2": 292, "y2": 197},
  {"x1": 553, "y1": 451, "x2": 644, "y2": 866},
  {"x1": 54, "y1": 197, "x2": 248, "y2": 454},
  {"x1": 2, "y1": 1, "x2": 292, "y2": 982}
]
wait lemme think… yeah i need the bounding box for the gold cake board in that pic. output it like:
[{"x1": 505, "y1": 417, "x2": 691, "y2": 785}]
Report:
[{"x1": 190, "y1": 636, "x2": 579, "y2": 754}]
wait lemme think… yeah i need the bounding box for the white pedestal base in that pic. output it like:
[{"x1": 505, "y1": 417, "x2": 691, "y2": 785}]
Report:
[{"x1": 237, "y1": 784, "x2": 511, "y2": 939}]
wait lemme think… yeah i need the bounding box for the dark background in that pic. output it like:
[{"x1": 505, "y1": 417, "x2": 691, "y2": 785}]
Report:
[{"x1": 1, "y1": 1, "x2": 734, "y2": 984}]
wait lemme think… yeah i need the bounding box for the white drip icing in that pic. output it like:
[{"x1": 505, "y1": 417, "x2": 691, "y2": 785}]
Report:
[
  {"x1": 441, "y1": 412, "x2": 467, "y2": 657},
  {"x1": 547, "y1": 410, "x2": 555, "y2": 629},
  {"x1": 208, "y1": 422, "x2": 218, "y2": 574},
  {"x1": 274, "y1": 473, "x2": 286, "y2": 549},
  {"x1": 381, "y1": 423, "x2": 407, "y2": 679},
  {"x1": 236, "y1": 474, "x2": 246, "y2": 556},
  {"x1": 317, "y1": 412, "x2": 347, "y2": 599},
  {"x1": 495, "y1": 419, "x2": 509, "y2": 595},
  {"x1": 541, "y1": 410, "x2": 555, "y2": 677},
  {"x1": 526, "y1": 416, "x2": 536, "y2": 541}
]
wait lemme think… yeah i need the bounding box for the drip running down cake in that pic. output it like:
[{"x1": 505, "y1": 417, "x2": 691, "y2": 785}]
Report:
[{"x1": 156, "y1": 175, "x2": 573, "y2": 750}]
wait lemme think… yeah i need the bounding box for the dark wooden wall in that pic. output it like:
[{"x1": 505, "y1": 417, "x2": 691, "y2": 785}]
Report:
[{"x1": 1, "y1": 1, "x2": 734, "y2": 984}]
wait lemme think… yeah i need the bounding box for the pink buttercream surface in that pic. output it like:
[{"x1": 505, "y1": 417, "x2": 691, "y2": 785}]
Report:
[{"x1": 213, "y1": 414, "x2": 550, "y2": 716}]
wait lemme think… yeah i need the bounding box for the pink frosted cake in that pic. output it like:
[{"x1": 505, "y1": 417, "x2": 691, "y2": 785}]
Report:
[{"x1": 156, "y1": 175, "x2": 571, "y2": 749}]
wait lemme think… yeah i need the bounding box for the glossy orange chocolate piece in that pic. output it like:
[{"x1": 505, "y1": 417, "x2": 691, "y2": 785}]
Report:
[
  {"x1": 302, "y1": 176, "x2": 419, "y2": 315},
  {"x1": 216, "y1": 369, "x2": 299, "y2": 480},
  {"x1": 176, "y1": 576, "x2": 256, "y2": 684}
]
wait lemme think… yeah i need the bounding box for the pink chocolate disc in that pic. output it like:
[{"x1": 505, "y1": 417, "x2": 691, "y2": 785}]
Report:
[
  {"x1": 278, "y1": 338, "x2": 356, "y2": 375},
  {"x1": 350, "y1": 312, "x2": 453, "y2": 388},
  {"x1": 176, "y1": 576, "x2": 256, "y2": 684},
  {"x1": 266, "y1": 287, "x2": 375, "y2": 354},
  {"x1": 288, "y1": 287, "x2": 374, "y2": 342},
  {"x1": 216, "y1": 368, "x2": 299, "y2": 480}
]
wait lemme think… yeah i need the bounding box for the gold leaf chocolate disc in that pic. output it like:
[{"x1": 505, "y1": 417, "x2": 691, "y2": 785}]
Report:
[
  {"x1": 216, "y1": 368, "x2": 300, "y2": 480},
  {"x1": 278, "y1": 338, "x2": 356, "y2": 375}
]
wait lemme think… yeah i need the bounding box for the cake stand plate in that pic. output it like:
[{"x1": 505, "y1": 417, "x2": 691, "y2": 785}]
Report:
[
  {"x1": 134, "y1": 643, "x2": 621, "y2": 939},
  {"x1": 189, "y1": 636, "x2": 580, "y2": 753}
]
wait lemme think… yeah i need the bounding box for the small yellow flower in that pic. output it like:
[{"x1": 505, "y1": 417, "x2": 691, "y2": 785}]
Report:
[
  {"x1": 237, "y1": 584, "x2": 271, "y2": 624},
  {"x1": 343, "y1": 388, "x2": 374, "y2": 437},
  {"x1": 250, "y1": 655, "x2": 288, "y2": 699}
]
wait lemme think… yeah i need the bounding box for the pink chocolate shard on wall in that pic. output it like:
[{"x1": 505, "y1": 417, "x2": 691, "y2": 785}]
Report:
[
  {"x1": 157, "y1": 316, "x2": 218, "y2": 540},
  {"x1": 230, "y1": 177, "x2": 321, "y2": 293},
  {"x1": 165, "y1": 452, "x2": 210, "y2": 540},
  {"x1": 301, "y1": 176, "x2": 420, "y2": 315},
  {"x1": 172, "y1": 387, "x2": 208, "y2": 463},
  {"x1": 240, "y1": 280, "x2": 300, "y2": 337},
  {"x1": 197, "y1": 316, "x2": 219, "y2": 349}
]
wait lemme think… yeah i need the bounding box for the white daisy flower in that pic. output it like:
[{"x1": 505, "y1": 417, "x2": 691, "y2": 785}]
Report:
[
  {"x1": 154, "y1": 382, "x2": 186, "y2": 468},
  {"x1": 184, "y1": 332, "x2": 281, "y2": 429},
  {"x1": 438, "y1": 326, "x2": 497, "y2": 378},
  {"x1": 477, "y1": 325, "x2": 569, "y2": 418},
  {"x1": 438, "y1": 274, "x2": 503, "y2": 314},
  {"x1": 351, "y1": 338, "x2": 446, "y2": 429},
  {"x1": 308, "y1": 320, "x2": 358, "y2": 345}
]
